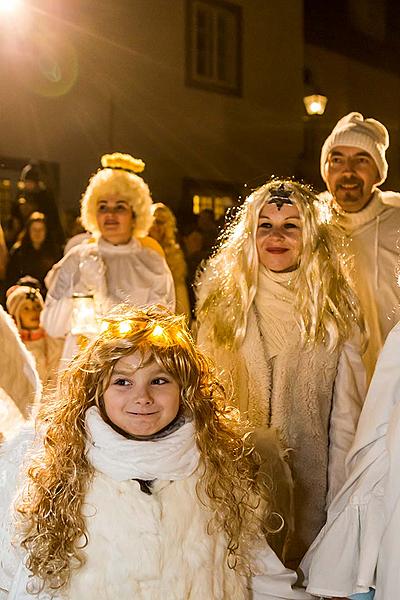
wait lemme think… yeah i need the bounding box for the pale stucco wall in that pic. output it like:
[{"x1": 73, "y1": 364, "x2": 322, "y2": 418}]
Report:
[{"x1": 0, "y1": 0, "x2": 304, "y2": 215}]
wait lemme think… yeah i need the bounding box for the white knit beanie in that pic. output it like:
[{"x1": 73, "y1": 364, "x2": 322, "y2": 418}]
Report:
[{"x1": 320, "y1": 112, "x2": 389, "y2": 185}]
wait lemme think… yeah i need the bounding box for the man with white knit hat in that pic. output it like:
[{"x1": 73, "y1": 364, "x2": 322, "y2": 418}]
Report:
[{"x1": 320, "y1": 112, "x2": 400, "y2": 380}]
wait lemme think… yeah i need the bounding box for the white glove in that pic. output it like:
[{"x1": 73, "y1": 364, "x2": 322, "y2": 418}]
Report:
[{"x1": 77, "y1": 249, "x2": 107, "y2": 295}]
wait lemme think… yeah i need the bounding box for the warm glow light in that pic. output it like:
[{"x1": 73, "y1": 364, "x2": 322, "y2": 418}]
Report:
[
  {"x1": 0, "y1": 0, "x2": 22, "y2": 13},
  {"x1": 100, "y1": 321, "x2": 109, "y2": 333},
  {"x1": 118, "y1": 320, "x2": 132, "y2": 335},
  {"x1": 71, "y1": 294, "x2": 99, "y2": 336},
  {"x1": 151, "y1": 324, "x2": 166, "y2": 340},
  {"x1": 303, "y1": 94, "x2": 328, "y2": 116}
]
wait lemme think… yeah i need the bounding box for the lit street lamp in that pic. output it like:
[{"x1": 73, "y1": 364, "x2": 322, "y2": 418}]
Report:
[{"x1": 303, "y1": 94, "x2": 328, "y2": 116}]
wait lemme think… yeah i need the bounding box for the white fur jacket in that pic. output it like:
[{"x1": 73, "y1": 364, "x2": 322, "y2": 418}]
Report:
[
  {"x1": 0, "y1": 410, "x2": 311, "y2": 600},
  {"x1": 0, "y1": 306, "x2": 41, "y2": 441},
  {"x1": 197, "y1": 304, "x2": 366, "y2": 566}
]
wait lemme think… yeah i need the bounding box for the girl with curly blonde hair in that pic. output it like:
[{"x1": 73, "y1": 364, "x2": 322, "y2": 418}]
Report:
[
  {"x1": 42, "y1": 153, "x2": 175, "y2": 361},
  {"x1": 0, "y1": 305, "x2": 310, "y2": 600},
  {"x1": 196, "y1": 179, "x2": 367, "y2": 568}
]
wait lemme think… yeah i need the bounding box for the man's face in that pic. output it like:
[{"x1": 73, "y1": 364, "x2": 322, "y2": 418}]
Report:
[{"x1": 324, "y1": 145, "x2": 380, "y2": 212}]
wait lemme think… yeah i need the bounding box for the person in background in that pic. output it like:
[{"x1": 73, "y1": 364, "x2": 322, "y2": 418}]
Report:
[
  {"x1": 196, "y1": 179, "x2": 366, "y2": 569},
  {"x1": 6, "y1": 285, "x2": 63, "y2": 389},
  {"x1": 2, "y1": 215, "x2": 23, "y2": 251},
  {"x1": 319, "y1": 112, "x2": 400, "y2": 381},
  {"x1": 0, "y1": 304, "x2": 311, "y2": 600},
  {"x1": 149, "y1": 202, "x2": 191, "y2": 320},
  {"x1": 197, "y1": 208, "x2": 219, "y2": 256},
  {"x1": 181, "y1": 220, "x2": 209, "y2": 319},
  {"x1": 11, "y1": 161, "x2": 65, "y2": 246},
  {"x1": 42, "y1": 152, "x2": 175, "y2": 360},
  {"x1": 6, "y1": 211, "x2": 63, "y2": 298}
]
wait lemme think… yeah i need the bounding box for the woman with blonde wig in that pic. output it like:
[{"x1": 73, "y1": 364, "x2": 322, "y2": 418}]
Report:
[
  {"x1": 149, "y1": 202, "x2": 191, "y2": 319},
  {"x1": 196, "y1": 179, "x2": 367, "y2": 568},
  {"x1": 42, "y1": 153, "x2": 174, "y2": 360},
  {"x1": 0, "y1": 305, "x2": 311, "y2": 600}
]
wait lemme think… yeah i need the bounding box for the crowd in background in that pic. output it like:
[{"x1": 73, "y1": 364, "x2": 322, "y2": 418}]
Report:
[{"x1": 0, "y1": 163, "x2": 220, "y2": 319}]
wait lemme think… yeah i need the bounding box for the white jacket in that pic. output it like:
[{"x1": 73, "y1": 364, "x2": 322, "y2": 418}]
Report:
[
  {"x1": 198, "y1": 304, "x2": 366, "y2": 566},
  {"x1": 319, "y1": 189, "x2": 400, "y2": 380},
  {"x1": 41, "y1": 237, "x2": 175, "y2": 360},
  {"x1": 0, "y1": 411, "x2": 311, "y2": 600},
  {"x1": 301, "y1": 320, "x2": 400, "y2": 599}
]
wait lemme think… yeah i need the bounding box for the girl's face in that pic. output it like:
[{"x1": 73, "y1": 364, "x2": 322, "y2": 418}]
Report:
[
  {"x1": 256, "y1": 201, "x2": 303, "y2": 272},
  {"x1": 19, "y1": 299, "x2": 42, "y2": 329},
  {"x1": 103, "y1": 352, "x2": 181, "y2": 438}
]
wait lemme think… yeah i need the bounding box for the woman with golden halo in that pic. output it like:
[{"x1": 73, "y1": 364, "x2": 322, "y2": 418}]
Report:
[
  {"x1": 41, "y1": 153, "x2": 175, "y2": 359},
  {"x1": 0, "y1": 305, "x2": 311, "y2": 600},
  {"x1": 195, "y1": 178, "x2": 367, "y2": 568},
  {"x1": 149, "y1": 202, "x2": 191, "y2": 319}
]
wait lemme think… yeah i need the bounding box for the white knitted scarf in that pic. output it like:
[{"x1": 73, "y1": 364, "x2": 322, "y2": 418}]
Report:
[
  {"x1": 85, "y1": 406, "x2": 200, "y2": 481},
  {"x1": 330, "y1": 189, "x2": 386, "y2": 234},
  {"x1": 254, "y1": 266, "x2": 298, "y2": 358}
]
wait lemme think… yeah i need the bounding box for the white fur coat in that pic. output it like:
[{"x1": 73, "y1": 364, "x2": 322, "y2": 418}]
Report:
[
  {"x1": 0, "y1": 306, "x2": 41, "y2": 440},
  {"x1": 0, "y1": 415, "x2": 311, "y2": 600}
]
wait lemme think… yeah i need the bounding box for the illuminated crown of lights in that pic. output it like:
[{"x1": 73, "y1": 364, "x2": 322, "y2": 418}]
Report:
[{"x1": 98, "y1": 311, "x2": 188, "y2": 348}]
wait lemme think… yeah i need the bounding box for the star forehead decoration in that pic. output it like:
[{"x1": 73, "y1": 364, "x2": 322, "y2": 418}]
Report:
[
  {"x1": 267, "y1": 184, "x2": 294, "y2": 210},
  {"x1": 25, "y1": 288, "x2": 39, "y2": 301}
]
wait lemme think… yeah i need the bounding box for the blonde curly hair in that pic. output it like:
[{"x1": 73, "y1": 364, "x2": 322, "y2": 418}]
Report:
[
  {"x1": 16, "y1": 305, "x2": 272, "y2": 593},
  {"x1": 150, "y1": 202, "x2": 178, "y2": 247},
  {"x1": 80, "y1": 153, "x2": 153, "y2": 238},
  {"x1": 196, "y1": 178, "x2": 364, "y2": 351}
]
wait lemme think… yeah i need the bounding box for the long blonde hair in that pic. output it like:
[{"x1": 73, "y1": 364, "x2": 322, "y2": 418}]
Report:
[
  {"x1": 17, "y1": 305, "x2": 271, "y2": 592},
  {"x1": 196, "y1": 178, "x2": 364, "y2": 351}
]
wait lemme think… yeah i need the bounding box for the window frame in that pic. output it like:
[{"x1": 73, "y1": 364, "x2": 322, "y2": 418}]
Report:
[{"x1": 185, "y1": 0, "x2": 243, "y2": 96}]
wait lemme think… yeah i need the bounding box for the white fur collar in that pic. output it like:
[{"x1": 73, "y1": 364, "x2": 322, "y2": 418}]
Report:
[{"x1": 85, "y1": 406, "x2": 200, "y2": 481}]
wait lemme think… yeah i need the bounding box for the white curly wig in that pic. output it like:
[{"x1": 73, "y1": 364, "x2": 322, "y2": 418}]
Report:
[{"x1": 80, "y1": 165, "x2": 153, "y2": 238}]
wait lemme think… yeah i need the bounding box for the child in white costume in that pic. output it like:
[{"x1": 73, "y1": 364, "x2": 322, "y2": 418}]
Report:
[
  {"x1": 0, "y1": 305, "x2": 311, "y2": 600},
  {"x1": 42, "y1": 153, "x2": 175, "y2": 360},
  {"x1": 301, "y1": 321, "x2": 400, "y2": 599},
  {"x1": 6, "y1": 286, "x2": 62, "y2": 388},
  {"x1": 196, "y1": 179, "x2": 366, "y2": 568}
]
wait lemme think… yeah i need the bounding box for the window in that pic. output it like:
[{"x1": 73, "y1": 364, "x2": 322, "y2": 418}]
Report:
[
  {"x1": 186, "y1": 0, "x2": 242, "y2": 96},
  {"x1": 182, "y1": 177, "x2": 242, "y2": 222},
  {"x1": 193, "y1": 194, "x2": 234, "y2": 220}
]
